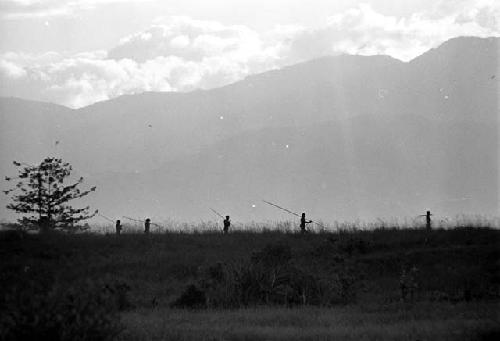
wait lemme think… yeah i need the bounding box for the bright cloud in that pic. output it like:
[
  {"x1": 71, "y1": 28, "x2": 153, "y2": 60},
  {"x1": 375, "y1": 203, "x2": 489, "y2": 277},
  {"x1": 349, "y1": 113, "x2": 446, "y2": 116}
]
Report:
[
  {"x1": 0, "y1": 1, "x2": 498, "y2": 108},
  {"x1": 0, "y1": 0, "x2": 153, "y2": 19},
  {"x1": 0, "y1": 59, "x2": 27, "y2": 78},
  {"x1": 282, "y1": 1, "x2": 499, "y2": 62},
  {"x1": 109, "y1": 17, "x2": 270, "y2": 63}
]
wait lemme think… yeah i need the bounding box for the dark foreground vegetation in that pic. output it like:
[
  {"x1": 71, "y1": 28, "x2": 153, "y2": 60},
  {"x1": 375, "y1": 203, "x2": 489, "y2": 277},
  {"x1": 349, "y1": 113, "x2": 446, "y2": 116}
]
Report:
[{"x1": 1, "y1": 225, "x2": 499, "y2": 340}]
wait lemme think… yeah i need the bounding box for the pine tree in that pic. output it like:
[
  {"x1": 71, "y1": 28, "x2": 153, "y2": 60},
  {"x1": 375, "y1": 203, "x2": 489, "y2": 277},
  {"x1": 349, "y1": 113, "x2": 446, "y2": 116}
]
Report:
[{"x1": 4, "y1": 157, "x2": 97, "y2": 231}]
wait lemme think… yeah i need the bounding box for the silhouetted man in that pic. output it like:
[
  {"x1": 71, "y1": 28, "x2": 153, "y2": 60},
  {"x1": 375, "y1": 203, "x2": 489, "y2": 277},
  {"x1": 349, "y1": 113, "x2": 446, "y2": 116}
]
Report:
[
  {"x1": 115, "y1": 219, "x2": 122, "y2": 235},
  {"x1": 144, "y1": 218, "x2": 151, "y2": 234},
  {"x1": 300, "y1": 213, "x2": 312, "y2": 233},
  {"x1": 426, "y1": 211, "x2": 432, "y2": 231},
  {"x1": 223, "y1": 216, "x2": 230, "y2": 234}
]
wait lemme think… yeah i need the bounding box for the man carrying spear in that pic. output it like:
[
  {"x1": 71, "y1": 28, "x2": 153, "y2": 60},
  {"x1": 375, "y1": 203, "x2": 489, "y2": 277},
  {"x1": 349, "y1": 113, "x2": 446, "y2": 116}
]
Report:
[
  {"x1": 223, "y1": 215, "x2": 231, "y2": 234},
  {"x1": 262, "y1": 200, "x2": 323, "y2": 233},
  {"x1": 115, "y1": 219, "x2": 122, "y2": 235},
  {"x1": 300, "y1": 213, "x2": 313, "y2": 233},
  {"x1": 210, "y1": 208, "x2": 230, "y2": 234}
]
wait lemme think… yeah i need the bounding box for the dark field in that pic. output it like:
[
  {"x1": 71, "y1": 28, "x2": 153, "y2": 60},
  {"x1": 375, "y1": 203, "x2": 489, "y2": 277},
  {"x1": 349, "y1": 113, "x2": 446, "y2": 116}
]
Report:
[{"x1": 1, "y1": 226, "x2": 499, "y2": 340}]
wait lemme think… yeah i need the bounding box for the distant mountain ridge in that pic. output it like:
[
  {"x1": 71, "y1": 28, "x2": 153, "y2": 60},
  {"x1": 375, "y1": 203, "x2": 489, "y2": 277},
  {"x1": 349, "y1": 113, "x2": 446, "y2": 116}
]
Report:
[{"x1": 0, "y1": 36, "x2": 498, "y2": 222}]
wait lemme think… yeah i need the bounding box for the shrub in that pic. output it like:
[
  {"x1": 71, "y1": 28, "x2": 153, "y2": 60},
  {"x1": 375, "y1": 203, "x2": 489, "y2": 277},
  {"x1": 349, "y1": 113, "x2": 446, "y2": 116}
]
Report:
[
  {"x1": 172, "y1": 242, "x2": 359, "y2": 308},
  {"x1": 0, "y1": 229, "x2": 26, "y2": 242},
  {"x1": 171, "y1": 284, "x2": 206, "y2": 309},
  {"x1": 0, "y1": 279, "x2": 124, "y2": 341},
  {"x1": 104, "y1": 280, "x2": 133, "y2": 311}
]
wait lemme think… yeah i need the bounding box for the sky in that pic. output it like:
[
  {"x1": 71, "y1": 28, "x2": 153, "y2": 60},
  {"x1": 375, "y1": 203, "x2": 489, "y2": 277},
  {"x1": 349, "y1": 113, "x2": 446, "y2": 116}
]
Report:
[{"x1": 0, "y1": 0, "x2": 498, "y2": 108}]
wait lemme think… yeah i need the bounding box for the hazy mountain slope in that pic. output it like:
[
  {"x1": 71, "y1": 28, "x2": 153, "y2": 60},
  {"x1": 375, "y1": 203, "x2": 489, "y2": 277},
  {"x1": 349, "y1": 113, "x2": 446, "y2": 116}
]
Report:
[
  {"x1": 85, "y1": 114, "x2": 497, "y2": 222},
  {"x1": 403, "y1": 37, "x2": 498, "y2": 123},
  {"x1": 0, "y1": 36, "x2": 498, "y2": 222},
  {"x1": 1, "y1": 37, "x2": 497, "y2": 174},
  {"x1": 0, "y1": 98, "x2": 77, "y2": 176},
  {"x1": 66, "y1": 54, "x2": 405, "y2": 173}
]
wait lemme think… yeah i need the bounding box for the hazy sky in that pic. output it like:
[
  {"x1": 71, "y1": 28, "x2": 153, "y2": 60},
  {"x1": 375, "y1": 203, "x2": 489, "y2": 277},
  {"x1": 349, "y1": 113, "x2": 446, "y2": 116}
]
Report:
[{"x1": 0, "y1": 0, "x2": 498, "y2": 107}]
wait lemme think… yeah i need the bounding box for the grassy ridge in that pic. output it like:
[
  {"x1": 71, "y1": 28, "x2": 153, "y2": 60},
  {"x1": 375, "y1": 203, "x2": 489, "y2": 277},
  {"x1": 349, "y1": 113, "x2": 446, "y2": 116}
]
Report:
[{"x1": 1, "y1": 226, "x2": 499, "y2": 340}]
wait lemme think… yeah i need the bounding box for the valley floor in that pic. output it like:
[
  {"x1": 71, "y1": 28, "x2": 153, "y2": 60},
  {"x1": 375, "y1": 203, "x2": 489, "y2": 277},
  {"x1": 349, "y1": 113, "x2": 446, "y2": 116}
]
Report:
[{"x1": 119, "y1": 302, "x2": 499, "y2": 341}]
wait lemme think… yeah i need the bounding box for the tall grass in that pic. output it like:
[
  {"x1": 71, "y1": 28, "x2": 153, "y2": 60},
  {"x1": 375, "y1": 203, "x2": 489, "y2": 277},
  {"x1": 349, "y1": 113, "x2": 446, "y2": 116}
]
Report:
[
  {"x1": 119, "y1": 302, "x2": 499, "y2": 341},
  {"x1": 82, "y1": 215, "x2": 500, "y2": 234},
  {"x1": 1, "y1": 222, "x2": 498, "y2": 340}
]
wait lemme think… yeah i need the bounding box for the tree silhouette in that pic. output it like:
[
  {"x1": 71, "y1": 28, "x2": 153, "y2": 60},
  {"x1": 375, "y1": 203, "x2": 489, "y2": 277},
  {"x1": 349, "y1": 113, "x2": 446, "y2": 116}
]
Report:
[{"x1": 4, "y1": 157, "x2": 97, "y2": 231}]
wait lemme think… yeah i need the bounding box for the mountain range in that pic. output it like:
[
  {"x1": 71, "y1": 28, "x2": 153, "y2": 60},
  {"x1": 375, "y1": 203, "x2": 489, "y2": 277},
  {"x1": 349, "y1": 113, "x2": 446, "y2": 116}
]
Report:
[{"x1": 0, "y1": 36, "x2": 498, "y2": 224}]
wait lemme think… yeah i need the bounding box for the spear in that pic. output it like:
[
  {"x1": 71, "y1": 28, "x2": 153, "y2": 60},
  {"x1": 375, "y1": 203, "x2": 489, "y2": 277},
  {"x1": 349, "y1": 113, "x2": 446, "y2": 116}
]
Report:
[
  {"x1": 209, "y1": 208, "x2": 225, "y2": 219},
  {"x1": 209, "y1": 208, "x2": 227, "y2": 233},
  {"x1": 262, "y1": 199, "x2": 325, "y2": 229},
  {"x1": 262, "y1": 200, "x2": 300, "y2": 218},
  {"x1": 98, "y1": 213, "x2": 115, "y2": 223},
  {"x1": 123, "y1": 216, "x2": 163, "y2": 228},
  {"x1": 123, "y1": 216, "x2": 142, "y2": 223}
]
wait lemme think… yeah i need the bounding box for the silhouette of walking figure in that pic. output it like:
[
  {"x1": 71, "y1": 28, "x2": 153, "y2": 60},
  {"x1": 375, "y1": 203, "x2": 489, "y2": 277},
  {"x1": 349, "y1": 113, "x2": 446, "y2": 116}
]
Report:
[
  {"x1": 223, "y1": 216, "x2": 230, "y2": 234},
  {"x1": 144, "y1": 218, "x2": 151, "y2": 234},
  {"x1": 426, "y1": 211, "x2": 432, "y2": 231},
  {"x1": 300, "y1": 213, "x2": 312, "y2": 233},
  {"x1": 115, "y1": 220, "x2": 122, "y2": 235}
]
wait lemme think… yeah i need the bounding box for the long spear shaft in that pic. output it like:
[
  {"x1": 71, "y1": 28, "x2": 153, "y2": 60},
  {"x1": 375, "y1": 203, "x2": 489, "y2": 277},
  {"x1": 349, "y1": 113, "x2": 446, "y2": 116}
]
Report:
[
  {"x1": 123, "y1": 216, "x2": 142, "y2": 223},
  {"x1": 262, "y1": 200, "x2": 300, "y2": 218},
  {"x1": 98, "y1": 213, "x2": 115, "y2": 223},
  {"x1": 123, "y1": 216, "x2": 163, "y2": 228},
  {"x1": 209, "y1": 208, "x2": 224, "y2": 219},
  {"x1": 262, "y1": 200, "x2": 325, "y2": 229}
]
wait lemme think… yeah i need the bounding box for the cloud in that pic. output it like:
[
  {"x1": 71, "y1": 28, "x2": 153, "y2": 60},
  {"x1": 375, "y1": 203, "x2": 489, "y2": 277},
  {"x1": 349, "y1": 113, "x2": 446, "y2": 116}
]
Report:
[
  {"x1": 0, "y1": 51, "x2": 177, "y2": 107},
  {"x1": 0, "y1": 59, "x2": 27, "y2": 79},
  {"x1": 0, "y1": 16, "x2": 279, "y2": 107},
  {"x1": 0, "y1": 1, "x2": 498, "y2": 108},
  {"x1": 279, "y1": 1, "x2": 500, "y2": 62},
  {"x1": 108, "y1": 17, "x2": 270, "y2": 63},
  {"x1": 0, "y1": 0, "x2": 153, "y2": 19}
]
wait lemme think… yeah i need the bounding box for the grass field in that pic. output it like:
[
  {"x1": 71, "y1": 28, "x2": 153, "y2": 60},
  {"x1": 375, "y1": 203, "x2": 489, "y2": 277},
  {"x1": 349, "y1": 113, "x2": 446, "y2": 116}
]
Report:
[
  {"x1": 1, "y1": 224, "x2": 499, "y2": 340},
  {"x1": 120, "y1": 302, "x2": 499, "y2": 340}
]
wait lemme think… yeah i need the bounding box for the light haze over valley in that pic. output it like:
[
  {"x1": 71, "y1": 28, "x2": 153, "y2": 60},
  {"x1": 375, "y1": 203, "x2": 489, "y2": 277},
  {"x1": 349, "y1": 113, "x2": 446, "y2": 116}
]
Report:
[
  {"x1": 0, "y1": 0, "x2": 498, "y2": 224},
  {"x1": 1, "y1": 37, "x2": 498, "y2": 223}
]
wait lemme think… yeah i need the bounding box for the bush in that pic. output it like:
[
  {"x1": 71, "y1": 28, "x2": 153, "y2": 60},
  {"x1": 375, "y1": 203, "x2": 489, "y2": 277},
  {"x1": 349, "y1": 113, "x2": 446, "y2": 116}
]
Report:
[
  {"x1": 171, "y1": 284, "x2": 206, "y2": 309},
  {"x1": 103, "y1": 280, "x2": 133, "y2": 311},
  {"x1": 172, "y1": 242, "x2": 359, "y2": 308},
  {"x1": 0, "y1": 229, "x2": 26, "y2": 242},
  {"x1": 0, "y1": 279, "x2": 124, "y2": 341}
]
